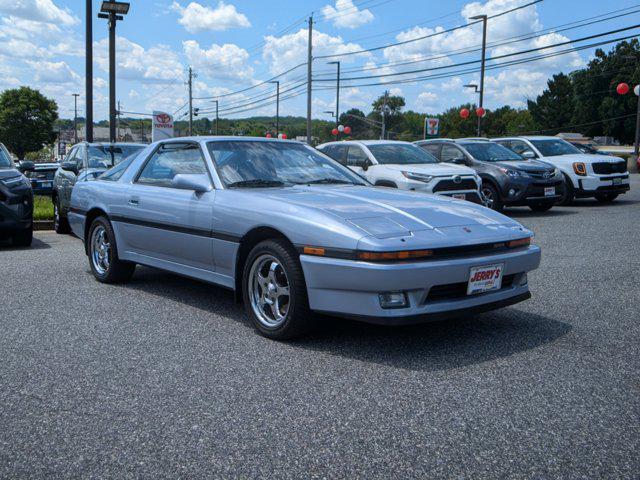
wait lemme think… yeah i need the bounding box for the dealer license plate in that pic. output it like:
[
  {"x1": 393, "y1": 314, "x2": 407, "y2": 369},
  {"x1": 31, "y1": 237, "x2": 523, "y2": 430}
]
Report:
[
  {"x1": 452, "y1": 193, "x2": 466, "y2": 200},
  {"x1": 612, "y1": 178, "x2": 624, "y2": 185},
  {"x1": 42, "y1": 182, "x2": 52, "y2": 188},
  {"x1": 544, "y1": 187, "x2": 555, "y2": 196},
  {"x1": 467, "y1": 263, "x2": 504, "y2": 295}
]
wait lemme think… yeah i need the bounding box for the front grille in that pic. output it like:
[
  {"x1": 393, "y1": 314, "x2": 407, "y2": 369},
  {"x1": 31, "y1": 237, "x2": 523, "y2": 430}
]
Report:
[
  {"x1": 525, "y1": 170, "x2": 554, "y2": 179},
  {"x1": 433, "y1": 178, "x2": 477, "y2": 192},
  {"x1": 426, "y1": 274, "x2": 516, "y2": 302},
  {"x1": 592, "y1": 161, "x2": 626, "y2": 175}
]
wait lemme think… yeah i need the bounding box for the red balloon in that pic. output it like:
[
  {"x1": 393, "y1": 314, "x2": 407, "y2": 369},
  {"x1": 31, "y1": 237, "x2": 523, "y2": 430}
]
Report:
[
  {"x1": 476, "y1": 107, "x2": 486, "y2": 117},
  {"x1": 332, "y1": 128, "x2": 339, "y2": 135},
  {"x1": 343, "y1": 126, "x2": 352, "y2": 135},
  {"x1": 460, "y1": 108, "x2": 470, "y2": 119},
  {"x1": 266, "y1": 133, "x2": 272, "y2": 138},
  {"x1": 617, "y1": 82, "x2": 630, "y2": 95},
  {"x1": 281, "y1": 133, "x2": 287, "y2": 139}
]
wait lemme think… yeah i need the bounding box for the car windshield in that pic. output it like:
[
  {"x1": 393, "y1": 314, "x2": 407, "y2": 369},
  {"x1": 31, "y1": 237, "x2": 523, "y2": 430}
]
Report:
[
  {"x1": 0, "y1": 146, "x2": 12, "y2": 168},
  {"x1": 530, "y1": 139, "x2": 581, "y2": 156},
  {"x1": 87, "y1": 144, "x2": 145, "y2": 168},
  {"x1": 207, "y1": 141, "x2": 366, "y2": 187},
  {"x1": 462, "y1": 142, "x2": 523, "y2": 161},
  {"x1": 367, "y1": 143, "x2": 438, "y2": 165}
]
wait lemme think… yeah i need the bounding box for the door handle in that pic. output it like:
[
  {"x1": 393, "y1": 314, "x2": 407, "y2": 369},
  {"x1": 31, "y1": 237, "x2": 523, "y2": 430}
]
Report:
[{"x1": 128, "y1": 198, "x2": 139, "y2": 206}]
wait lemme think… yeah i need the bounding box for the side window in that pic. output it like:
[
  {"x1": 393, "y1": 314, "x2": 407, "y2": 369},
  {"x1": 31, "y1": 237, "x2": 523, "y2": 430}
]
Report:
[
  {"x1": 331, "y1": 145, "x2": 347, "y2": 165},
  {"x1": 421, "y1": 143, "x2": 441, "y2": 159},
  {"x1": 75, "y1": 145, "x2": 86, "y2": 170},
  {"x1": 136, "y1": 143, "x2": 208, "y2": 188},
  {"x1": 441, "y1": 145, "x2": 464, "y2": 162},
  {"x1": 510, "y1": 140, "x2": 535, "y2": 156},
  {"x1": 347, "y1": 146, "x2": 369, "y2": 167},
  {"x1": 64, "y1": 147, "x2": 77, "y2": 165}
]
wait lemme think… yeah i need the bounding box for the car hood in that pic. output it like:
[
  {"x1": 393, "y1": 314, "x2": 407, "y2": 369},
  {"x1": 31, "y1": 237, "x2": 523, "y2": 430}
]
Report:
[
  {"x1": 492, "y1": 159, "x2": 553, "y2": 172},
  {"x1": 259, "y1": 185, "x2": 517, "y2": 238},
  {"x1": 542, "y1": 153, "x2": 623, "y2": 163},
  {"x1": 381, "y1": 163, "x2": 476, "y2": 176},
  {"x1": 0, "y1": 168, "x2": 21, "y2": 180}
]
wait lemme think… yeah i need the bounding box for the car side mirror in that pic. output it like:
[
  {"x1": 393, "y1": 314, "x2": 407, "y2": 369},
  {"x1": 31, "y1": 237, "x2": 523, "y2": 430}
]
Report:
[
  {"x1": 172, "y1": 174, "x2": 212, "y2": 193},
  {"x1": 522, "y1": 151, "x2": 535, "y2": 159},
  {"x1": 17, "y1": 160, "x2": 35, "y2": 173},
  {"x1": 452, "y1": 156, "x2": 466, "y2": 164},
  {"x1": 61, "y1": 161, "x2": 78, "y2": 174}
]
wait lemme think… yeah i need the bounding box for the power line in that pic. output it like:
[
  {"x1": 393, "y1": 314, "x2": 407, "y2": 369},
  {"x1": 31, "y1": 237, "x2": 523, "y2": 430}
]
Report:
[{"x1": 521, "y1": 113, "x2": 637, "y2": 134}]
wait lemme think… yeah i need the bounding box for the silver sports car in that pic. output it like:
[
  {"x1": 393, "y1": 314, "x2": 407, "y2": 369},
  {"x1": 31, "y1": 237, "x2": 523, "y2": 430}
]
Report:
[{"x1": 68, "y1": 137, "x2": 541, "y2": 339}]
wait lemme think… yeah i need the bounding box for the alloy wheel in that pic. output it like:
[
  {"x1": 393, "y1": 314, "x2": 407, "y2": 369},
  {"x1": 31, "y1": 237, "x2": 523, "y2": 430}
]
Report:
[
  {"x1": 91, "y1": 225, "x2": 111, "y2": 275},
  {"x1": 248, "y1": 254, "x2": 291, "y2": 328}
]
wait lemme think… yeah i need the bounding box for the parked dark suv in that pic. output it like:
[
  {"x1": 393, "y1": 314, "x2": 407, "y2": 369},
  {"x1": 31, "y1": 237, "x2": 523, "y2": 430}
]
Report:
[
  {"x1": 0, "y1": 143, "x2": 34, "y2": 246},
  {"x1": 53, "y1": 142, "x2": 145, "y2": 233},
  {"x1": 415, "y1": 139, "x2": 564, "y2": 212}
]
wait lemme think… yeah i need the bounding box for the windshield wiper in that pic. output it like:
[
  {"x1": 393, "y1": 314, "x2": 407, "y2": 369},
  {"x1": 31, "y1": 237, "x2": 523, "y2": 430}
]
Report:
[
  {"x1": 227, "y1": 179, "x2": 286, "y2": 188},
  {"x1": 303, "y1": 178, "x2": 359, "y2": 185}
]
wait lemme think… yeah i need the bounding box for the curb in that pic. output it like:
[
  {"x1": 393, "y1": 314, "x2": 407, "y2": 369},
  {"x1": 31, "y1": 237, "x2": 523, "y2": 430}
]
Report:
[{"x1": 34, "y1": 220, "x2": 54, "y2": 231}]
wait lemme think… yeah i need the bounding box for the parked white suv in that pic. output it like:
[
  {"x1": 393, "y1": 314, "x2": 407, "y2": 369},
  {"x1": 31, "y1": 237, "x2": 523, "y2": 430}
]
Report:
[
  {"x1": 317, "y1": 140, "x2": 483, "y2": 204},
  {"x1": 493, "y1": 136, "x2": 630, "y2": 203}
]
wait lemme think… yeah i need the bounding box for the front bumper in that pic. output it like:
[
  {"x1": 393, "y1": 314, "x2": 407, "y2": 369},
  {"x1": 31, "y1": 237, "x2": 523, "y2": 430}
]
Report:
[
  {"x1": 300, "y1": 244, "x2": 541, "y2": 324},
  {"x1": 501, "y1": 177, "x2": 564, "y2": 206},
  {"x1": 0, "y1": 188, "x2": 33, "y2": 235},
  {"x1": 575, "y1": 174, "x2": 630, "y2": 197}
]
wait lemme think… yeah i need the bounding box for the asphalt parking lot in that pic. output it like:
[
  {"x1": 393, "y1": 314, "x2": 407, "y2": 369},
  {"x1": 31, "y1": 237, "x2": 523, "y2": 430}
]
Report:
[{"x1": 1, "y1": 177, "x2": 639, "y2": 478}]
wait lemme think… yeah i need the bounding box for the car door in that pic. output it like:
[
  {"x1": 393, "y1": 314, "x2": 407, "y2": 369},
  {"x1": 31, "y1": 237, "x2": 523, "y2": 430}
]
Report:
[
  {"x1": 121, "y1": 141, "x2": 216, "y2": 271},
  {"x1": 420, "y1": 142, "x2": 442, "y2": 160},
  {"x1": 58, "y1": 146, "x2": 79, "y2": 212}
]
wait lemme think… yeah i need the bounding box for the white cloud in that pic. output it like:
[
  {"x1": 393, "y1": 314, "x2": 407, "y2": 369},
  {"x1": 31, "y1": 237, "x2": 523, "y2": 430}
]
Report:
[
  {"x1": 171, "y1": 1, "x2": 250, "y2": 33},
  {"x1": 262, "y1": 28, "x2": 368, "y2": 76},
  {"x1": 26, "y1": 60, "x2": 81, "y2": 84},
  {"x1": 322, "y1": 0, "x2": 374, "y2": 29},
  {"x1": 0, "y1": 0, "x2": 78, "y2": 26},
  {"x1": 94, "y1": 37, "x2": 184, "y2": 84},
  {"x1": 415, "y1": 91, "x2": 439, "y2": 111},
  {"x1": 484, "y1": 69, "x2": 547, "y2": 107},
  {"x1": 183, "y1": 40, "x2": 254, "y2": 81}
]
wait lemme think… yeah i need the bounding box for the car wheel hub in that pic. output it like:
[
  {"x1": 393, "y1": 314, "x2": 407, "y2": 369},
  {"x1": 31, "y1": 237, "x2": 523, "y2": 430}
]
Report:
[
  {"x1": 91, "y1": 226, "x2": 111, "y2": 275},
  {"x1": 249, "y1": 254, "x2": 290, "y2": 328}
]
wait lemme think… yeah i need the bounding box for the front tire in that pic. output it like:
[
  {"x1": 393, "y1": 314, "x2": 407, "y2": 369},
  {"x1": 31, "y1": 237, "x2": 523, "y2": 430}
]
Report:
[
  {"x1": 242, "y1": 239, "x2": 313, "y2": 340},
  {"x1": 481, "y1": 183, "x2": 503, "y2": 212},
  {"x1": 54, "y1": 196, "x2": 71, "y2": 234},
  {"x1": 88, "y1": 216, "x2": 135, "y2": 283},
  {"x1": 559, "y1": 174, "x2": 575, "y2": 205},
  {"x1": 12, "y1": 226, "x2": 33, "y2": 247}
]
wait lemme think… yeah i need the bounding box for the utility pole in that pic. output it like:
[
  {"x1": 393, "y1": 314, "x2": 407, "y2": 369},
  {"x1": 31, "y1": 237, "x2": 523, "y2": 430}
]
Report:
[
  {"x1": 187, "y1": 66, "x2": 195, "y2": 136},
  {"x1": 635, "y1": 86, "x2": 640, "y2": 156},
  {"x1": 269, "y1": 81, "x2": 280, "y2": 136},
  {"x1": 117, "y1": 100, "x2": 121, "y2": 141},
  {"x1": 214, "y1": 100, "x2": 219, "y2": 135},
  {"x1": 328, "y1": 61, "x2": 340, "y2": 129},
  {"x1": 85, "y1": 0, "x2": 93, "y2": 142},
  {"x1": 72, "y1": 93, "x2": 79, "y2": 143},
  {"x1": 306, "y1": 16, "x2": 313, "y2": 144},
  {"x1": 471, "y1": 14, "x2": 488, "y2": 136},
  {"x1": 380, "y1": 90, "x2": 389, "y2": 140}
]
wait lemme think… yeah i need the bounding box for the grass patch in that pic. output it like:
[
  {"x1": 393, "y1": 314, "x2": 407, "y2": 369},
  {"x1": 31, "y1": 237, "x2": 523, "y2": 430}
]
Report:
[{"x1": 33, "y1": 195, "x2": 54, "y2": 221}]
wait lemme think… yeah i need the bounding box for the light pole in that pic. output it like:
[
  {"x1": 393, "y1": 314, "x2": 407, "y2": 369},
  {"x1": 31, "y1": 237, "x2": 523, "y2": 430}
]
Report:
[
  {"x1": 470, "y1": 14, "x2": 487, "y2": 136},
  {"x1": 85, "y1": 0, "x2": 93, "y2": 142},
  {"x1": 98, "y1": 1, "x2": 130, "y2": 143},
  {"x1": 328, "y1": 61, "x2": 340, "y2": 129},
  {"x1": 72, "y1": 93, "x2": 79, "y2": 143},
  {"x1": 269, "y1": 81, "x2": 280, "y2": 136}
]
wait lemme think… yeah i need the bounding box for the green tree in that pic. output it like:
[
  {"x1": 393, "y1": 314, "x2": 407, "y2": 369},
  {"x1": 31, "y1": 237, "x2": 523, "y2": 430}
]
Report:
[
  {"x1": 527, "y1": 73, "x2": 574, "y2": 135},
  {"x1": 0, "y1": 87, "x2": 58, "y2": 159},
  {"x1": 370, "y1": 94, "x2": 406, "y2": 138},
  {"x1": 339, "y1": 108, "x2": 370, "y2": 138},
  {"x1": 438, "y1": 104, "x2": 479, "y2": 138}
]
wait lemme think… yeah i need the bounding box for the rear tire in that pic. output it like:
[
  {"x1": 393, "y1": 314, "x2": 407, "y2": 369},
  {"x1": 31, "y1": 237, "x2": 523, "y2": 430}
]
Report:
[
  {"x1": 87, "y1": 216, "x2": 135, "y2": 283},
  {"x1": 595, "y1": 193, "x2": 618, "y2": 203},
  {"x1": 12, "y1": 226, "x2": 33, "y2": 247},
  {"x1": 528, "y1": 203, "x2": 554, "y2": 212},
  {"x1": 242, "y1": 239, "x2": 313, "y2": 340},
  {"x1": 559, "y1": 174, "x2": 575, "y2": 206},
  {"x1": 54, "y1": 196, "x2": 71, "y2": 234},
  {"x1": 481, "y1": 183, "x2": 503, "y2": 212}
]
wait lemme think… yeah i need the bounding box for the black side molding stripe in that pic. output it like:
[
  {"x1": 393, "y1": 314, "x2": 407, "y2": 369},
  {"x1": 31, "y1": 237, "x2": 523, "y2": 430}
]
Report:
[
  {"x1": 69, "y1": 207, "x2": 87, "y2": 215},
  {"x1": 109, "y1": 214, "x2": 241, "y2": 242}
]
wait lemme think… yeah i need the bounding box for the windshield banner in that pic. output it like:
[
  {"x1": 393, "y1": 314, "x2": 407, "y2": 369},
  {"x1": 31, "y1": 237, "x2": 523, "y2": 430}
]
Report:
[{"x1": 152, "y1": 111, "x2": 174, "y2": 142}]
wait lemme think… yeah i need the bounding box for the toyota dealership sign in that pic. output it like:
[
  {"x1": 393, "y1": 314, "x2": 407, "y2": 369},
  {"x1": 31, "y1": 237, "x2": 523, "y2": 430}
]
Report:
[{"x1": 152, "y1": 111, "x2": 174, "y2": 142}]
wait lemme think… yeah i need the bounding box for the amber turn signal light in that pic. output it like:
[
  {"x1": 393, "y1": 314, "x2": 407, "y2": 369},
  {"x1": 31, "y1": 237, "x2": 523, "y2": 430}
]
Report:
[
  {"x1": 506, "y1": 237, "x2": 531, "y2": 248},
  {"x1": 303, "y1": 246, "x2": 325, "y2": 256},
  {"x1": 357, "y1": 249, "x2": 434, "y2": 261}
]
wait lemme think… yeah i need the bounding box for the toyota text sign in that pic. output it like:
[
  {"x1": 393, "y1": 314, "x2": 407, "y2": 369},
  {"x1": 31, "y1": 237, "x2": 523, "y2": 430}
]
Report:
[{"x1": 152, "y1": 111, "x2": 174, "y2": 142}]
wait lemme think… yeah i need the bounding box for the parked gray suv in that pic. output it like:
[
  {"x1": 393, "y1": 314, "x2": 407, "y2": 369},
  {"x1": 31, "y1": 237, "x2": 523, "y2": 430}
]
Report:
[{"x1": 53, "y1": 142, "x2": 145, "y2": 233}]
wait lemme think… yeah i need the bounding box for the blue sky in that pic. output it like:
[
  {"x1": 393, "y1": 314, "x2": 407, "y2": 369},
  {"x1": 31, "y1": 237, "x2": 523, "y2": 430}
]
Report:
[{"x1": 1, "y1": 0, "x2": 638, "y2": 122}]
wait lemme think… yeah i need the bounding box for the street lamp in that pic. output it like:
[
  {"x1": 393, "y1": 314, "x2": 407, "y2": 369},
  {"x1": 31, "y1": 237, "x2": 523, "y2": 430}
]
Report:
[
  {"x1": 469, "y1": 14, "x2": 487, "y2": 136},
  {"x1": 328, "y1": 61, "x2": 340, "y2": 129},
  {"x1": 98, "y1": 1, "x2": 130, "y2": 143},
  {"x1": 268, "y1": 81, "x2": 280, "y2": 136}
]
